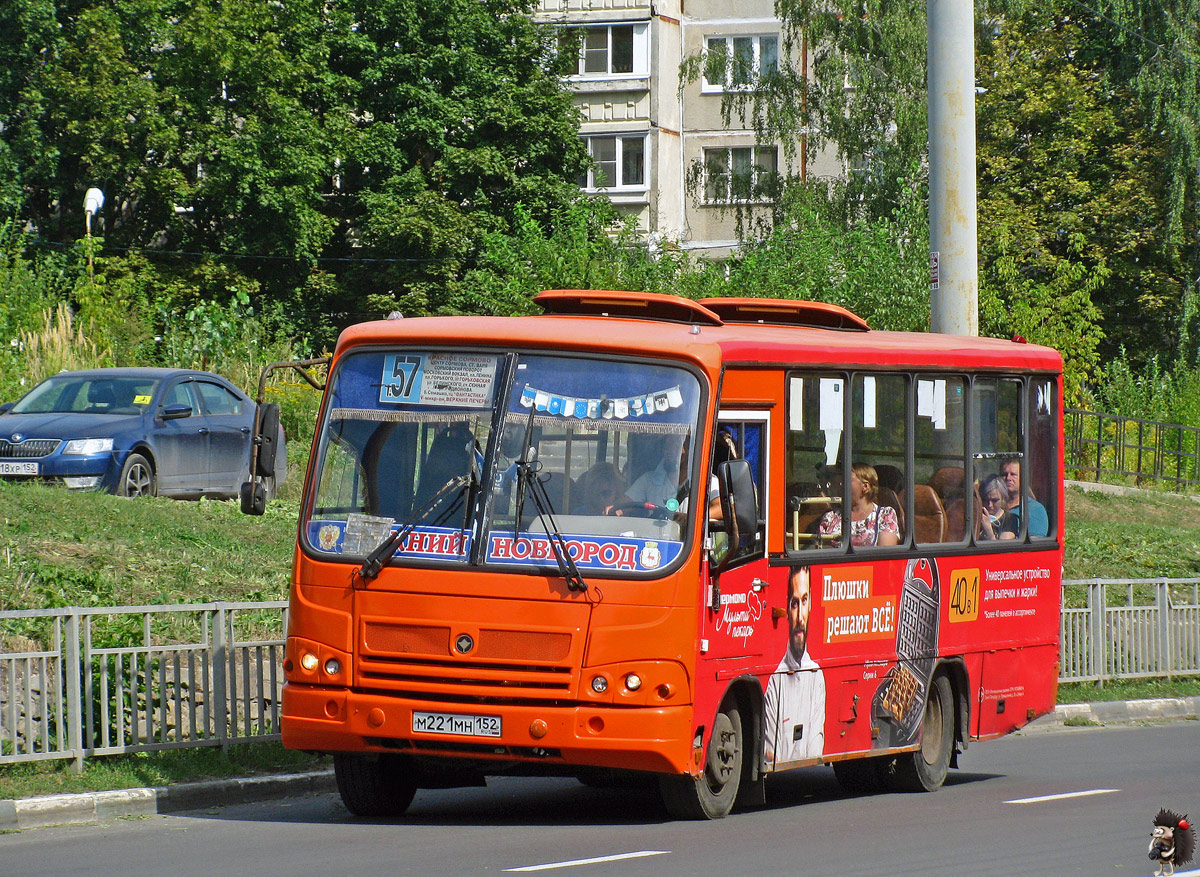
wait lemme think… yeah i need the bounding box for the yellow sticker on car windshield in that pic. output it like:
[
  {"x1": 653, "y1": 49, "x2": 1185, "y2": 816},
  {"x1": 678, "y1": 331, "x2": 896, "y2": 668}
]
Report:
[{"x1": 134, "y1": 395, "x2": 152, "y2": 405}]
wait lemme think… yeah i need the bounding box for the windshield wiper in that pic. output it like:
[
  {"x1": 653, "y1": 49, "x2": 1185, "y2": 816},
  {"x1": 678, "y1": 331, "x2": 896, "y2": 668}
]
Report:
[
  {"x1": 355, "y1": 474, "x2": 470, "y2": 584},
  {"x1": 508, "y1": 406, "x2": 586, "y2": 592},
  {"x1": 516, "y1": 460, "x2": 588, "y2": 594}
]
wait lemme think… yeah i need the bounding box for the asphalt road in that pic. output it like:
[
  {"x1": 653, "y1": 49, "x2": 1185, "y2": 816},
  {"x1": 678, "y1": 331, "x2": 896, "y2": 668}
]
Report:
[{"x1": 2, "y1": 721, "x2": 1198, "y2": 877}]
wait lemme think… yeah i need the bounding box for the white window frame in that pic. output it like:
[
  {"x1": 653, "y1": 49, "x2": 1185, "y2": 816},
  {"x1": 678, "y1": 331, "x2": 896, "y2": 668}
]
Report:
[
  {"x1": 702, "y1": 145, "x2": 778, "y2": 204},
  {"x1": 565, "y1": 23, "x2": 650, "y2": 79},
  {"x1": 701, "y1": 33, "x2": 779, "y2": 93},
  {"x1": 579, "y1": 133, "x2": 649, "y2": 192}
]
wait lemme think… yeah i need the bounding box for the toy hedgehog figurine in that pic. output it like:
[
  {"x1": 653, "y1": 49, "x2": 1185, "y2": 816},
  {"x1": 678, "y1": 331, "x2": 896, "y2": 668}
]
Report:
[{"x1": 1149, "y1": 808, "x2": 1196, "y2": 877}]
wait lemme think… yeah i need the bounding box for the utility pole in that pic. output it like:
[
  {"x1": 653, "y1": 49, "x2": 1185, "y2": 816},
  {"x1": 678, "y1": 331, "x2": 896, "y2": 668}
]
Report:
[{"x1": 927, "y1": 0, "x2": 978, "y2": 335}]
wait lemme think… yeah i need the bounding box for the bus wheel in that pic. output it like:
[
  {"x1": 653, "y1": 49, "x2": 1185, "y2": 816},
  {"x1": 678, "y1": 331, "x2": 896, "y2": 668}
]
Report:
[
  {"x1": 659, "y1": 703, "x2": 742, "y2": 819},
  {"x1": 334, "y1": 753, "x2": 417, "y2": 817},
  {"x1": 890, "y1": 674, "x2": 954, "y2": 792},
  {"x1": 832, "y1": 756, "x2": 886, "y2": 794}
]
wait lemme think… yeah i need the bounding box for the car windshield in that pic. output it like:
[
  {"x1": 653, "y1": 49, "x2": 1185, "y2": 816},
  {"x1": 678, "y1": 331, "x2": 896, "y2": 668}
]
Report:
[
  {"x1": 12, "y1": 375, "x2": 160, "y2": 415},
  {"x1": 304, "y1": 350, "x2": 704, "y2": 576}
]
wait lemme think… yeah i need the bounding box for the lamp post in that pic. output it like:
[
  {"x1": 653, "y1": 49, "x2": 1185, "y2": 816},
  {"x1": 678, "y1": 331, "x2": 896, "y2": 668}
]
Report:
[{"x1": 83, "y1": 187, "x2": 104, "y2": 282}]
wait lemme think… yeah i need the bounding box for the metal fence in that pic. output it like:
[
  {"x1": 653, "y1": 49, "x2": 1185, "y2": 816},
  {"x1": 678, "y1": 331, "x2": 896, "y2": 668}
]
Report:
[
  {"x1": 0, "y1": 602, "x2": 286, "y2": 769},
  {"x1": 1066, "y1": 408, "x2": 1200, "y2": 491},
  {"x1": 1060, "y1": 578, "x2": 1200, "y2": 683},
  {"x1": 2, "y1": 583, "x2": 1198, "y2": 769}
]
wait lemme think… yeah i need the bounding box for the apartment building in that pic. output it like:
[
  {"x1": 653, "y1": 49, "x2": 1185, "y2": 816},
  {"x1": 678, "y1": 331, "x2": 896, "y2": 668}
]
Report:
[{"x1": 535, "y1": 0, "x2": 838, "y2": 259}]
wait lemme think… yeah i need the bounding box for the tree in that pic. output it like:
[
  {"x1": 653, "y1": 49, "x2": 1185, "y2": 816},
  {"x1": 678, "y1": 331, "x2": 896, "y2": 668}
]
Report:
[
  {"x1": 325, "y1": 0, "x2": 589, "y2": 320},
  {"x1": 0, "y1": 0, "x2": 590, "y2": 346}
]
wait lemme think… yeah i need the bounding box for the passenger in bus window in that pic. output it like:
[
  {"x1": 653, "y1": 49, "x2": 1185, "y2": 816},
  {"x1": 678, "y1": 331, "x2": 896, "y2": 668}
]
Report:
[
  {"x1": 978, "y1": 474, "x2": 1018, "y2": 540},
  {"x1": 817, "y1": 463, "x2": 900, "y2": 547},
  {"x1": 1000, "y1": 460, "x2": 1048, "y2": 537},
  {"x1": 764, "y1": 566, "x2": 826, "y2": 763},
  {"x1": 574, "y1": 462, "x2": 627, "y2": 516}
]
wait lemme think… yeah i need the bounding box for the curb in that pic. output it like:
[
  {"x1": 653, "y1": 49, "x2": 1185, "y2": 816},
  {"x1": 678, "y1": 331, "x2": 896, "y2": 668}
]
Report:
[
  {"x1": 1029, "y1": 695, "x2": 1200, "y2": 730},
  {"x1": 3, "y1": 696, "x2": 1199, "y2": 832},
  {"x1": 0, "y1": 768, "x2": 335, "y2": 832}
]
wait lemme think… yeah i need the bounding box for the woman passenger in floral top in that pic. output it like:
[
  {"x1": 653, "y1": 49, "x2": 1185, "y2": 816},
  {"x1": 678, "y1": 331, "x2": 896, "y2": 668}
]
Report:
[{"x1": 818, "y1": 463, "x2": 901, "y2": 547}]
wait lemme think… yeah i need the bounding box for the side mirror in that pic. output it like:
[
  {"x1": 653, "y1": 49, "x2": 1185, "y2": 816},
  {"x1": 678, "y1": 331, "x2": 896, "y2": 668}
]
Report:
[
  {"x1": 240, "y1": 480, "x2": 266, "y2": 515},
  {"x1": 160, "y1": 403, "x2": 192, "y2": 420},
  {"x1": 0, "y1": 402, "x2": 14, "y2": 414},
  {"x1": 254, "y1": 403, "x2": 281, "y2": 477},
  {"x1": 717, "y1": 459, "x2": 758, "y2": 546}
]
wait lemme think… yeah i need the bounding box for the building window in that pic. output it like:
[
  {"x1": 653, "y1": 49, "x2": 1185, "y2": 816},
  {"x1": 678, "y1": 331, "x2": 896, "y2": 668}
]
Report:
[
  {"x1": 563, "y1": 24, "x2": 649, "y2": 77},
  {"x1": 703, "y1": 146, "x2": 777, "y2": 202},
  {"x1": 578, "y1": 135, "x2": 646, "y2": 190},
  {"x1": 703, "y1": 34, "x2": 779, "y2": 91}
]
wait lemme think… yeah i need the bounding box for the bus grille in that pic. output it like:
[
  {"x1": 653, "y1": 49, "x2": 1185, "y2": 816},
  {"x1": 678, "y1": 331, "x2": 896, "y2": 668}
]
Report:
[
  {"x1": 0, "y1": 439, "x2": 60, "y2": 459},
  {"x1": 359, "y1": 621, "x2": 576, "y2": 697}
]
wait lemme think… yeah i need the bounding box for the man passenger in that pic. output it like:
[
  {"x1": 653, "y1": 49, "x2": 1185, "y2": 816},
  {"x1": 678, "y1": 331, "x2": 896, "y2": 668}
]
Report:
[{"x1": 1000, "y1": 460, "x2": 1048, "y2": 537}]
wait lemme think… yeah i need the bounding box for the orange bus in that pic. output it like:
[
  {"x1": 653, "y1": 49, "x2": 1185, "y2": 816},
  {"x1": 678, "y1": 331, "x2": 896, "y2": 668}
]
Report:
[{"x1": 266, "y1": 290, "x2": 1063, "y2": 819}]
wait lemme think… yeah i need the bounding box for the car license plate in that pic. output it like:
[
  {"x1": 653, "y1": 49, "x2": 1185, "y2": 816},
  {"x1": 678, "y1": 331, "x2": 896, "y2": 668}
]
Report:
[
  {"x1": 0, "y1": 461, "x2": 38, "y2": 476},
  {"x1": 412, "y1": 710, "x2": 501, "y2": 738}
]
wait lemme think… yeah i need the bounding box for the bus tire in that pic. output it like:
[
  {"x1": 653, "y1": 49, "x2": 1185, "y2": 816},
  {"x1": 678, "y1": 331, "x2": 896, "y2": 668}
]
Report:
[
  {"x1": 832, "y1": 756, "x2": 887, "y2": 794},
  {"x1": 658, "y1": 703, "x2": 742, "y2": 819},
  {"x1": 888, "y1": 673, "x2": 954, "y2": 792},
  {"x1": 334, "y1": 753, "x2": 417, "y2": 817}
]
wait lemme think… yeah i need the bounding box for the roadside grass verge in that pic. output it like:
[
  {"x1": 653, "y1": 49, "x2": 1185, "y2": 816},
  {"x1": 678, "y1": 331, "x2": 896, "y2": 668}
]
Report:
[
  {"x1": 0, "y1": 742, "x2": 327, "y2": 801},
  {"x1": 0, "y1": 482, "x2": 296, "y2": 611},
  {"x1": 1057, "y1": 676, "x2": 1200, "y2": 704}
]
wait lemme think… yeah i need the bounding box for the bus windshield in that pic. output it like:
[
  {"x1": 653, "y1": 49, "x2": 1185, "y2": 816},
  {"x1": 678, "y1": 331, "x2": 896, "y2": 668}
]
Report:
[{"x1": 304, "y1": 349, "x2": 703, "y2": 576}]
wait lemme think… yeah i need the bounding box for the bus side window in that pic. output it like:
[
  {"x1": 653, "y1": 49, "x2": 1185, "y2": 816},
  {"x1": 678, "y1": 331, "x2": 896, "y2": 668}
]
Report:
[
  {"x1": 714, "y1": 419, "x2": 765, "y2": 565},
  {"x1": 785, "y1": 373, "x2": 845, "y2": 551},
  {"x1": 1027, "y1": 379, "x2": 1057, "y2": 539},
  {"x1": 852, "y1": 373, "x2": 908, "y2": 545},
  {"x1": 914, "y1": 375, "x2": 966, "y2": 546},
  {"x1": 971, "y1": 376, "x2": 1024, "y2": 542}
]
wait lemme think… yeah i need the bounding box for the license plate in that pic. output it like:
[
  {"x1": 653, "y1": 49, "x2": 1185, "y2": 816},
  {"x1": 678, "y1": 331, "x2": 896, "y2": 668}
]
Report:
[
  {"x1": 412, "y1": 710, "x2": 501, "y2": 738},
  {"x1": 0, "y1": 461, "x2": 38, "y2": 476}
]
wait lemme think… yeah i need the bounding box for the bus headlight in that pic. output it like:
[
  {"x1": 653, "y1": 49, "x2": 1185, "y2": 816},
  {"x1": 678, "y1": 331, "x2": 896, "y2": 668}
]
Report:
[
  {"x1": 590, "y1": 675, "x2": 608, "y2": 693},
  {"x1": 323, "y1": 658, "x2": 341, "y2": 677},
  {"x1": 624, "y1": 673, "x2": 642, "y2": 692},
  {"x1": 300, "y1": 652, "x2": 319, "y2": 671}
]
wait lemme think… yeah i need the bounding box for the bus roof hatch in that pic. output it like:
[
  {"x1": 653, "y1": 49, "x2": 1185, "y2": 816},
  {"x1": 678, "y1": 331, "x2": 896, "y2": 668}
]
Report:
[
  {"x1": 535, "y1": 289, "x2": 724, "y2": 326},
  {"x1": 699, "y1": 297, "x2": 870, "y2": 331}
]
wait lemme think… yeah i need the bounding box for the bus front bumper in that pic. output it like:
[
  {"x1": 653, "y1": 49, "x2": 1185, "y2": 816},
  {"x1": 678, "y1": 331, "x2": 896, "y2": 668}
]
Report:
[{"x1": 281, "y1": 683, "x2": 695, "y2": 776}]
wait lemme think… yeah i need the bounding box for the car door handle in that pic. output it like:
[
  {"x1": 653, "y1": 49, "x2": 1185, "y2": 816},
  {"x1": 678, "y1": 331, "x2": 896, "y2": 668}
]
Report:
[
  {"x1": 240, "y1": 427, "x2": 251, "y2": 434},
  {"x1": 197, "y1": 427, "x2": 210, "y2": 435}
]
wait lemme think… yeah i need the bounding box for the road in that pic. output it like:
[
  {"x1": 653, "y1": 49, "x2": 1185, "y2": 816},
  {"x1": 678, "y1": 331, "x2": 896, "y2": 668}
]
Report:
[{"x1": 2, "y1": 722, "x2": 1198, "y2": 876}]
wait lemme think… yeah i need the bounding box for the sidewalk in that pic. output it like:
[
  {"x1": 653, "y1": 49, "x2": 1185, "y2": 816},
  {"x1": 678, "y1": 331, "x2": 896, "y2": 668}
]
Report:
[{"x1": 3, "y1": 697, "x2": 1198, "y2": 832}]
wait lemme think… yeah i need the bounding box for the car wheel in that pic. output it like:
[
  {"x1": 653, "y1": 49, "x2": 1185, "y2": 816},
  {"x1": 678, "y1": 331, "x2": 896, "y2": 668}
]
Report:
[{"x1": 117, "y1": 453, "x2": 156, "y2": 497}]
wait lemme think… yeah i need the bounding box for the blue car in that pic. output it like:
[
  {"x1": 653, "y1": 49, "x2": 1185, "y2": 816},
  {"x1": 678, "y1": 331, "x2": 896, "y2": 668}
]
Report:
[{"x1": 0, "y1": 368, "x2": 286, "y2": 499}]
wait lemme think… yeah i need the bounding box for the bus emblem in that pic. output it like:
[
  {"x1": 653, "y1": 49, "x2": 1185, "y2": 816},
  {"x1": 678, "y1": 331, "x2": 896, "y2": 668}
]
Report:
[
  {"x1": 455, "y1": 634, "x2": 475, "y2": 654},
  {"x1": 639, "y1": 541, "x2": 661, "y2": 570}
]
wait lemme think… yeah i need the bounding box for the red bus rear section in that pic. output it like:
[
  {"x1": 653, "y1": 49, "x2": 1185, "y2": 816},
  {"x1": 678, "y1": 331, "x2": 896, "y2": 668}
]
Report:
[{"x1": 271, "y1": 290, "x2": 1064, "y2": 819}]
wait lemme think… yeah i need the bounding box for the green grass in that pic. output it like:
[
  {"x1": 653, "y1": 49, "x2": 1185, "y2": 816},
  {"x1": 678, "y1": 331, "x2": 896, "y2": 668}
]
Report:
[
  {"x1": 0, "y1": 483, "x2": 298, "y2": 611},
  {"x1": 0, "y1": 742, "x2": 327, "y2": 801},
  {"x1": 1057, "y1": 676, "x2": 1200, "y2": 704},
  {"x1": 1063, "y1": 485, "x2": 1200, "y2": 579},
  {"x1": 1, "y1": 479, "x2": 1198, "y2": 799}
]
